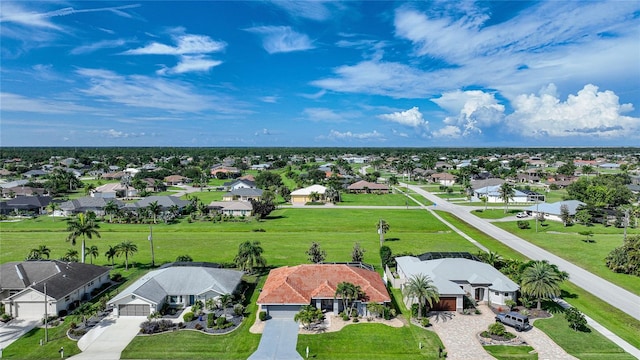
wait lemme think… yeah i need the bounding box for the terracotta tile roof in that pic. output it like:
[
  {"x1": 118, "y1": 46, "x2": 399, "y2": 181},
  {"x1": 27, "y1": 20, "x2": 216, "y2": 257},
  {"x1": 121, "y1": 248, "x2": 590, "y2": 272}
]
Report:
[{"x1": 257, "y1": 264, "x2": 390, "y2": 305}]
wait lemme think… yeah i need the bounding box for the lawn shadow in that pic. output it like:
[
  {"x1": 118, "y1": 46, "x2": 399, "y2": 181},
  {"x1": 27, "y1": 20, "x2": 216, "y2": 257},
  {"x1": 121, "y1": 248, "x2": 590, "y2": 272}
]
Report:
[
  {"x1": 385, "y1": 237, "x2": 400, "y2": 242},
  {"x1": 560, "y1": 290, "x2": 578, "y2": 299},
  {"x1": 263, "y1": 215, "x2": 286, "y2": 220}
]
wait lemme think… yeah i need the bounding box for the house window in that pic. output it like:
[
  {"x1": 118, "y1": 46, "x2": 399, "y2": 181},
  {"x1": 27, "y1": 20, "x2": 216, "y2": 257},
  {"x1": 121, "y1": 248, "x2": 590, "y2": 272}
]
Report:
[
  {"x1": 65, "y1": 296, "x2": 70, "y2": 302},
  {"x1": 495, "y1": 292, "x2": 500, "y2": 296}
]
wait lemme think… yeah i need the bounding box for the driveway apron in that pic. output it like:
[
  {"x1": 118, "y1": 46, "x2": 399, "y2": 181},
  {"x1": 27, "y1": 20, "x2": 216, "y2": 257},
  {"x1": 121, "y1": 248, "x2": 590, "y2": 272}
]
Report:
[
  {"x1": 0, "y1": 318, "x2": 39, "y2": 350},
  {"x1": 70, "y1": 315, "x2": 144, "y2": 360},
  {"x1": 248, "y1": 315, "x2": 302, "y2": 360}
]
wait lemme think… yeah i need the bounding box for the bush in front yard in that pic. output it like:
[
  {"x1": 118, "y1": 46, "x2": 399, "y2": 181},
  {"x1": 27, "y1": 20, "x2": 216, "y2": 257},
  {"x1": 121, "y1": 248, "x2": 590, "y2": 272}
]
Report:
[
  {"x1": 183, "y1": 312, "x2": 194, "y2": 322},
  {"x1": 259, "y1": 311, "x2": 268, "y2": 321},
  {"x1": 421, "y1": 318, "x2": 430, "y2": 327}
]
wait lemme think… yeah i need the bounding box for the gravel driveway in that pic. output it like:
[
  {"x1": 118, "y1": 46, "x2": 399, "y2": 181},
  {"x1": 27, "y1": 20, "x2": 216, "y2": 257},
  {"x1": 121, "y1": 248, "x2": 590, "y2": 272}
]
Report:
[{"x1": 428, "y1": 305, "x2": 576, "y2": 360}]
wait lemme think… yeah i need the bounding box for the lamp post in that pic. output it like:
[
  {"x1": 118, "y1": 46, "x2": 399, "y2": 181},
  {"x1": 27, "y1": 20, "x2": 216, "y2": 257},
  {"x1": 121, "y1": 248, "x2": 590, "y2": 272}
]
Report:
[
  {"x1": 535, "y1": 196, "x2": 539, "y2": 233},
  {"x1": 148, "y1": 226, "x2": 155, "y2": 267},
  {"x1": 44, "y1": 283, "x2": 48, "y2": 343}
]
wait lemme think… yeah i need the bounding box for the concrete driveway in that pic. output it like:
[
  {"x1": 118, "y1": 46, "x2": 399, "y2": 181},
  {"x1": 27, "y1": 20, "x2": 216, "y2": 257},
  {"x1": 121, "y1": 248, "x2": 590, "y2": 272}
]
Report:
[
  {"x1": 70, "y1": 315, "x2": 144, "y2": 360},
  {"x1": 429, "y1": 305, "x2": 575, "y2": 360},
  {"x1": 248, "y1": 312, "x2": 302, "y2": 360},
  {"x1": 0, "y1": 317, "x2": 40, "y2": 350}
]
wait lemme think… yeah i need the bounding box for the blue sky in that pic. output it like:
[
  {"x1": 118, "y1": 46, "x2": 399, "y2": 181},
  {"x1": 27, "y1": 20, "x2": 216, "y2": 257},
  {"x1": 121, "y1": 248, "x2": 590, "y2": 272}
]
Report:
[{"x1": 1, "y1": 1, "x2": 639, "y2": 147}]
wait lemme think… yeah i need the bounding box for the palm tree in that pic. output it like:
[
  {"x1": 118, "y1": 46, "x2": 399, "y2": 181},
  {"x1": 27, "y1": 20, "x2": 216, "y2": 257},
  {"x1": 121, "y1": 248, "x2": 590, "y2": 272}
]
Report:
[
  {"x1": 104, "y1": 200, "x2": 119, "y2": 223},
  {"x1": 48, "y1": 202, "x2": 60, "y2": 221},
  {"x1": 234, "y1": 240, "x2": 266, "y2": 273},
  {"x1": 115, "y1": 241, "x2": 138, "y2": 270},
  {"x1": 62, "y1": 249, "x2": 79, "y2": 262},
  {"x1": 334, "y1": 282, "x2": 357, "y2": 315},
  {"x1": 498, "y1": 182, "x2": 515, "y2": 213},
  {"x1": 26, "y1": 244, "x2": 51, "y2": 260},
  {"x1": 377, "y1": 219, "x2": 390, "y2": 246},
  {"x1": 478, "y1": 251, "x2": 504, "y2": 269},
  {"x1": 147, "y1": 201, "x2": 162, "y2": 224},
  {"x1": 86, "y1": 245, "x2": 99, "y2": 264},
  {"x1": 402, "y1": 274, "x2": 440, "y2": 319},
  {"x1": 84, "y1": 183, "x2": 96, "y2": 195},
  {"x1": 520, "y1": 260, "x2": 563, "y2": 310},
  {"x1": 104, "y1": 245, "x2": 118, "y2": 267},
  {"x1": 218, "y1": 293, "x2": 233, "y2": 317},
  {"x1": 66, "y1": 212, "x2": 101, "y2": 263}
]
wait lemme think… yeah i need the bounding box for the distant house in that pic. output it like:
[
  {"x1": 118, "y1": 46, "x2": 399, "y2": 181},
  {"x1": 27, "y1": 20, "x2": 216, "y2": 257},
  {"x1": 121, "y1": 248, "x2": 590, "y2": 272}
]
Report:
[
  {"x1": 250, "y1": 163, "x2": 271, "y2": 171},
  {"x1": 470, "y1": 178, "x2": 505, "y2": 191},
  {"x1": 1, "y1": 186, "x2": 46, "y2": 198},
  {"x1": 0, "y1": 195, "x2": 52, "y2": 215},
  {"x1": 108, "y1": 263, "x2": 243, "y2": 316},
  {"x1": 131, "y1": 196, "x2": 190, "y2": 211},
  {"x1": 210, "y1": 166, "x2": 241, "y2": 179},
  {"x1": 257, "y1": 264, "x2": 390, "y2": 317},
  {"x1": 430, "y1": 173, "x2": 457, "y2": 186},
  {"x1": 290, "y1": 185, "x2": 327, "y2": 205},
  {"x1": 474, "y1": 185, "x2": 544, "y2": 203},
  {"x1": 223, "y1": 179, "x2": 256, "y2": 191},
  {"x1": 209, "y1": 201, "x2": 253, "y2": 217},
  {"x1": 59, "y1": 197, "x2": 125, "y2": 216},
  {"x1": 22, "y1": 169, "x2": 48, "y2": 179},
  {"x1": 347, "y1": 180, "x2": 390, "y2": 194},
  {"x1": 394, "y1": 256, "x2": 519, "y2": 312},
  {"x1": 92, "y1": 182, "x2": 136, "y2": 199},
  {"x1": 164, "y1": 175, "x2": 190, "y2": 186},
  {"x1": 222, "y1": 188, "x2": 263, "y2": 202},
  {"x1": 101, "y1": 171, "x2": 126, "y2": 180},
  {"x1": 523, "y1": 200, "x2": 586, "y2": 223},
  {"x1": 1, "y1": 260, "x2": 110, "y2": 318}
]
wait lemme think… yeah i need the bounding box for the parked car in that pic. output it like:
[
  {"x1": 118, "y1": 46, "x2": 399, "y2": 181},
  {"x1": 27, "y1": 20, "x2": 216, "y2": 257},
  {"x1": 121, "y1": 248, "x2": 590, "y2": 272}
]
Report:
[
  {"x1": 495, "y1": 311, "x2": 531, "y2": 331},
  {"x1": 516, "y1": 212, "x2": 528, "y2": 218}
]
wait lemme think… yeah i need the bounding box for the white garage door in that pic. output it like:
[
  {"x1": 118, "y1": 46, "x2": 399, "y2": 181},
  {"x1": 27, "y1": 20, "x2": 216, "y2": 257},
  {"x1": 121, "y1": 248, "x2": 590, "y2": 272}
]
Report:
[
  {"x1": 266, "y1": 305, "x2": 301, "y2": 319},
  {"x1": 16, "y1": 302, "x2": 45, "y2": 319},
  {"x1": 119, "y1": 304, "x2": 150, "y2": 316}
]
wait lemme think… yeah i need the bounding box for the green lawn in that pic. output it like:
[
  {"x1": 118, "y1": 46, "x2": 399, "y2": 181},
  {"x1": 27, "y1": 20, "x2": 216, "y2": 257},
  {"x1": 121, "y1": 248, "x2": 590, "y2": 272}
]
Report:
[
  {"x1": 336, "y1": 193, "x2": 422, "y2": 206},
  {"x1": 493, "y1": 221, "x2": 640, "y2": 294},
  {"x1": 1, "y1": 317, "x2": 83, "y2": 359},
  {"x1": 472, "y1": 209, "x2": 521, "y2": 219},
  {"x1": 483, "y1": 345, "x2": 537, "y2": 360},
  {"x1": 534, "y1": 313, "x2": 635, "y2": 359}
]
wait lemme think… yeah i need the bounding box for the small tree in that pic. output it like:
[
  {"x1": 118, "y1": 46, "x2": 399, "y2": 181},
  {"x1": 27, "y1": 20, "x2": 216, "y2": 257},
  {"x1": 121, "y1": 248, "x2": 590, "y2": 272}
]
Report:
[
  {"x1": 578, "y1": 230, "x2": 594, "y2": 243},
  {"x1": 564, "y1": 307, "x2": 588, "y2": 331},
  {"x1": 306, "y1": 242, "x2": 326, "y2": 264},
  {"x1": 560, "y1": 204, "x2": 572, "y2": 227},
  {"x1": 351, "y1": 242, "x2": 366, "y2": 262},
  {"x1": 104, "y1": 245, "x2": 117, "y2": 267},
  {"x1": 379, "y1": 246, "x2": 393, "y2": 268},
  {"x1": 176, "y1": 255, "x2": 193, "y2": 262},
  {"x1": 115, "y1": 241, "x2": 138, "y2": 270},
  {"x1": 293, "y1": 305, "x2": 324, "y2": 330},
  {"x1": 575, "y1": 208, "x2": 593, "y2": 226}
]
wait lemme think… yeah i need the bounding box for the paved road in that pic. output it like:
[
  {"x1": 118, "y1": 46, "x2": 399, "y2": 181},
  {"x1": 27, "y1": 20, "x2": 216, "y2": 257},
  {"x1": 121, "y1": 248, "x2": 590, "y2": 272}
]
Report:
[{"x1": 403, "y1": 183, "x2": 640, "y2": 321}]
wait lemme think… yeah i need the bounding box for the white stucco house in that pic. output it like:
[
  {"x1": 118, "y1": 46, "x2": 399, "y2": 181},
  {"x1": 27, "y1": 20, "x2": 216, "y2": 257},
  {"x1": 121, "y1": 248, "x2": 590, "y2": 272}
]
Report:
[
  {"x1": 474, "y1": 185, "x2": 544, "y2": 203},
  {"x1": 290, "y1": 184, "x2": 327, "y2": 205},
  {"x1": 394, "y1": 256, "x2": 519, "y2": 312},
  {"x1": 108, "y1": 263, "x2": 243, "y2": 316},
  {"x1": 1, "y1": 261, "x2": 110, "y2": 318},
  {"x1": 523, "y1": 200, "x2": 586, "y2": 223}
]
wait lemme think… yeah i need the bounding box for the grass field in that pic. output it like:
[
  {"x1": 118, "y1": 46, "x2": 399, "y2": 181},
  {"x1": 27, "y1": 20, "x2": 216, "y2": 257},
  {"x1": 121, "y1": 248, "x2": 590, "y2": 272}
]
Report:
[
  {"x1": 483, "y1": 345, "x2": 537, "y2": 359},
  {"x1": 471, "y1": 209, "x2": 522, "y2": 219},
  {"x1": 493, "y1": 221, "x2": 640, "y2": 294},
  {"x1": 336, "y1": 193, "x2": 421, "y2": 206}
]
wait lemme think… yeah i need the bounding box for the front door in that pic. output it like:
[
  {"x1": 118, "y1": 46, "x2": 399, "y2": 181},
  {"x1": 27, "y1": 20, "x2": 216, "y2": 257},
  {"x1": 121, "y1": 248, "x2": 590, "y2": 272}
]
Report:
[
  {"x1": 475, "y1": 288, "x2": 484, "y2": 302},
  {"x1": 189, "y1": 295, "x2": 195, "y2": 305}
]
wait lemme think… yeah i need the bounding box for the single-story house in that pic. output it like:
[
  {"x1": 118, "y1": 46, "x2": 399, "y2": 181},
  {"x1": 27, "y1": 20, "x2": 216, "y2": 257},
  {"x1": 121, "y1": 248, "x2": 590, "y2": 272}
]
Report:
[
  {"x1": 430, "y1": 173, "x2": 457, "y2": 186},
  {"x1": 91, "y1": 182, "x2": 138, "y2": 199},
  {"x1": 257, "y1": 264, "x2": 390, "y2": 317},
  {"x1": 222, "y1": 179, "x2": 256, "y2": 191},
  {"x1": 108, "y1": 263, "x2": 243, "y2": 316},
  {"x1": 209, "y1": 201, "x2": 253, "y2": 217},
  {"x1": 210, "y1": 166, "x2": 241, "y2": 178},
  {"x1": 470, "y1": 178, "x2": 505, "y2": 191},
  {"x1": 347, "y1": 180, "x2": 390, "y2": 194},
  {"x1": 59, "y1": 197, "x2": 124, "y2": 216},
  {"x1": 395, "y1": 256, "x2": 519, "y2": 312},
  {"x1": 132, "y1": 196, "x2": 191, "y2": 211},
  {"x1": 101, "y1": 171, "x2": 126, "y2": 180},
  {"x1": 1, "y1": 260, "x2": 110, "y2": 318},
  {"x1": 0, "y1": 195, "x2": 52, "y2": 215},
  {"x1": 222, "y1": 188, "x2": 263, "y2": 202},
  {"x1": 22, "y1": 169, "x2": 48, "y2": 179},
  {"x1": 1, "y1": 186, "x2": 46, "y2": 198},
  {"x1": 164, "y1": 175, "x2": 190, "y2": 186},
  {"x1": 523, "y1": 200, "x2": 586, "y2": 222},
  {"x1": 474, "y1": 185, "x2": 544, "y2": 203},
  {"x1": 290, "y1": 185, "x2": 327, "y2": 205}
]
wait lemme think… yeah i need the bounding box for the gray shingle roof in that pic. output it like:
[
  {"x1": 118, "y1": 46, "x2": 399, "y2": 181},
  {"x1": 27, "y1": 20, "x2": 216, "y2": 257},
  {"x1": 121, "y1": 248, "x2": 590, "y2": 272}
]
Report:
[
  {"x1": 109, "y1": 264, "x2": 243, "y2": 306},
  {"x1": 223, "y1": 188, "x2": 263, "y2": 197},
  {"x1": 134, "y1": 196, "x2": 190, "y2": 209},
  {"x1": 524, "y1": 200, "x2": 585, "y2": 216}
]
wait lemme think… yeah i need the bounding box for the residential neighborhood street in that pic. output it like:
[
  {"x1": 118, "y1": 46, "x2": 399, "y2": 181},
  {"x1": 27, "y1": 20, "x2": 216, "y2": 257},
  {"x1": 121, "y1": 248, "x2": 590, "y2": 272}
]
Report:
[{"x1": 404, "y1": 183, "x2": 640, "y2": 322}]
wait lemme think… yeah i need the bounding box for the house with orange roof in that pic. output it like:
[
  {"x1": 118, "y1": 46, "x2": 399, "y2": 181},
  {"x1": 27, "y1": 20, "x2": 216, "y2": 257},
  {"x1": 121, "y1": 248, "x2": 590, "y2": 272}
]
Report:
[
  {"x1": 347, "y1": 180, "x2": 390, "y2": 194},
  {"x1": 257, "y1": 264, "x2": 390, "y2": 317}
]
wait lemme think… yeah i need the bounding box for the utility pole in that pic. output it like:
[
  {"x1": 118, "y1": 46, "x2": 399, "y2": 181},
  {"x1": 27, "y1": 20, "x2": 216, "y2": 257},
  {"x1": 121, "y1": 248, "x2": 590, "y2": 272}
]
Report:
[
  {"x1": 623, "y1": 209, "x2": 629, "y2": 241},
  {"x1": 148, "y1": 226, "x2": 155, "y2": 267},
  {"x1": 535, "y1": 196, "x2": 539, "y2": 233},
  {"x1": 44, "y1": 283, "x2": 48, "y2": 343}
]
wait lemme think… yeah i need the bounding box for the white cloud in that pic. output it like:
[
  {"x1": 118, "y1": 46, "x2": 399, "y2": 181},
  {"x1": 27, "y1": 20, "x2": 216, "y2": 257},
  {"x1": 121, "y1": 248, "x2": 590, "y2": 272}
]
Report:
[
  {"x1": 432, "y1": 125, "x2": 462, "y2": 139},
  {"x1": 325, "y1": 129, "x2": 384, "y2": 140},
  {"x1": 245, "y1": 26, "x2": 314, "y2": 54},
  {"x1": 0, "y1": 92, "x2": 95, "y2": 114},
  {"x1": 431, "y1": 90, "x2": 504, "y2": 135},
  {"x1": 157, "y1": 55, "x2": 222, "y2": 75},
  {"x1": 90, "y1": 129, "x2": 144, "y2": 138},
  {"x1": 269, "y1": 0, "x2": 332, "y2": 21},
  {"x1": 378, "y1": 107, "x2": 428, "y2": 128},
  {"x1": 124, "y1": 33, "x2": 226, "y2": 55},
  {"x1": 75, "y1": 68, "x2": 248, "y2": 114},
  {"x1": 303, "y1": 108, "x2": 360, "y2": 123},
  {"x1": 260, "y1": 96, "x2": 278, "y2": 103},
  {"x1": 300, "y1": 90, "x2": 326, "y2": 99},
  {"x1": 506, "y1": 84, "x2": 639, "y2": 138},
  {"x1": 71, "y1": 39, "x2": 128, "y2": 55}
]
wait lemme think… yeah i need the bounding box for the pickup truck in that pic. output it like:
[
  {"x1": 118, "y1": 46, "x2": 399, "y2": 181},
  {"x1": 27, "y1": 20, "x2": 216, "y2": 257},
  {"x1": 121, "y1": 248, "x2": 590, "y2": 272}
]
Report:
[{"x1": 495, "y1": 312, "x2": 531, "y2": 331}]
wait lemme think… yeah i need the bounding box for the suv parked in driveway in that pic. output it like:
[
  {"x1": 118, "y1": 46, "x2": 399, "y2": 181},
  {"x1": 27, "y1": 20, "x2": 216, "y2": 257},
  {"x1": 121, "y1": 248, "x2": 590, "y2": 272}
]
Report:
[
  {"x1": 516, "y1": 212, "x2": 528, "y2": 218},
  {"x1": 495, "y1": 311, "x2": 531, "y2": 331}
]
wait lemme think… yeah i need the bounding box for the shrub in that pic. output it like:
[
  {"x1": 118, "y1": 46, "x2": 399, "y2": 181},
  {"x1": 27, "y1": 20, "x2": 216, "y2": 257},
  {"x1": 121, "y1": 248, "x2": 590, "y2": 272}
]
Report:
[
  {"x1": 207, "y1": 313, "x2": 216, "y2": 328},
  {"x1": 195, "y1": 323, "x2": 203, "y2": 331},
  {"x1": 110, "y1": 273, "x2": 123, "y2": 282},
  {"x1": 252, "y1": 228, "x2": 266, "y2": 232},
  {"x1": 216, "y1": 316, "x2": 227, "y2": 327},
  {"x1": 233, "y1": 303, "x2": 245, "y2": 316},
  {"x1": 488, "y1": 322, "x2": 506, "y2": 336},
  {"x1": 69, "y1": 322, "x2": 77, "y2": 329},
  {"x1": 475, "y1": 309, "x2": 481, "y2": 315},
  {"x1": 517, "y1": 221, "x2": 530, "y2": 229},
  {"x1": 183, "y1": 312, "x2": 194, "y2": 322},
  {"x1": 352, "y1": 317, "x2": 359, "y2": 323},
  {"x1": 341, "y1": 312, "x2": 350, "y2": 321},
  {"x1": 565, "y1": 307, "x2": 588, "y2": 332},
  {"x1": 421, "y1": 318, "x2": 430, "y2": 327},
  {"x1": 191, "y1": 300, "x2": 204, "y2": 314},
  {"x1": 505, "y1": 299, "x2": 517, "y2": 310},
  {"x1": 42, "y1": 315, "x2": 57, "y2": 325},
  {"x1": 259, "y1": 311, "x2": 268, "y2": 321}
]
